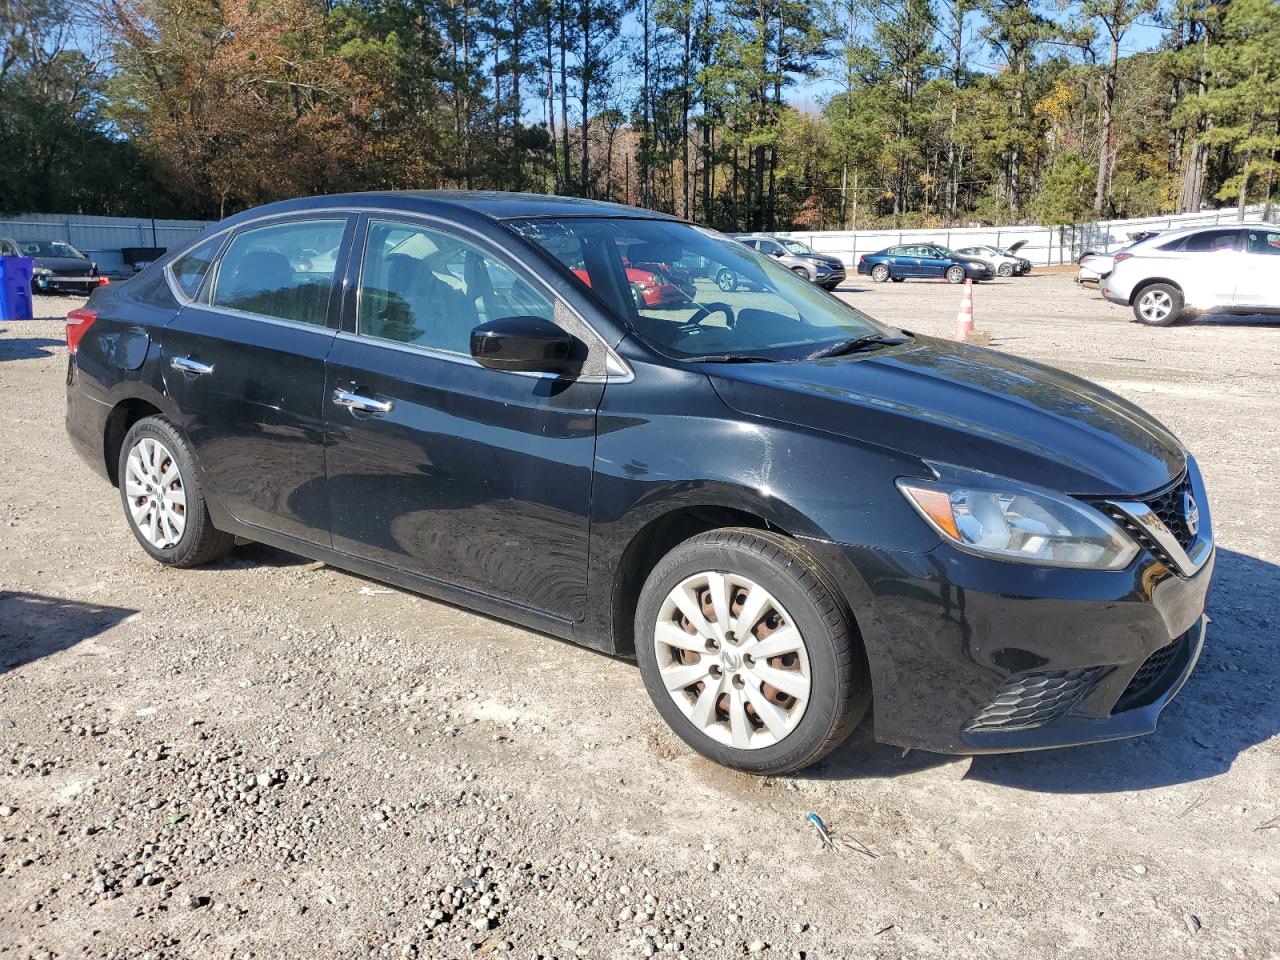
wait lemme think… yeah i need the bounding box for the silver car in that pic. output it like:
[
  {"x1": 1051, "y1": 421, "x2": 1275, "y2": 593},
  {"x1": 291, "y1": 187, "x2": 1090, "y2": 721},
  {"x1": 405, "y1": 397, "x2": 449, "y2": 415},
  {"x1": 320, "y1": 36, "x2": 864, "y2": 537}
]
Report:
[
  {"x1": 955, "y1": 243, "x2": 1031, "y2": 277},
  {"x1": 729, "y1": 235, "x2": 847, "y2": 290},
  {"x1": 1101, "y1": 223, "x2": 1280, "y2": 326}
]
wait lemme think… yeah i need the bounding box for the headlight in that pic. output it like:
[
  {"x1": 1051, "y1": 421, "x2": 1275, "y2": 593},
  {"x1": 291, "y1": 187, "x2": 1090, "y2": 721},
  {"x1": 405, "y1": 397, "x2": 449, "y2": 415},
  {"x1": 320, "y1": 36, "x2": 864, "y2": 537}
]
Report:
[
  {"x1": 897, "y1": 477, "x2": 1138, "y2": 570},
  {"x1": 34, "y1": 267, "x2": 53, "y2": 276}
]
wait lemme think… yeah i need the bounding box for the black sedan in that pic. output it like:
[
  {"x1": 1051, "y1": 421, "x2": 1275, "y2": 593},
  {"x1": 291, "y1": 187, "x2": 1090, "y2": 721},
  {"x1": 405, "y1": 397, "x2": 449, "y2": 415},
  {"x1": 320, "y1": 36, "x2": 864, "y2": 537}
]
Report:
[
  {"x1": 1, "y1": 238, "x2": 101, "y2": 293},
  {"x1": 857, "y1": 243, "x2": 991, "y2": 283},
  {"x1": 64, "y1": 192, "x2": 1213, "y2": 774}
]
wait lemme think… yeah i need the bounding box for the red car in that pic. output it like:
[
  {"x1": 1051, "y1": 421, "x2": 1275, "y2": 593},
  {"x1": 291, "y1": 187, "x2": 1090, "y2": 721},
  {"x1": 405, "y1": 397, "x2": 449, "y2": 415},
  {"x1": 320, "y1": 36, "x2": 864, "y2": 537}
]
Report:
[{"x1": 572, "y1": 263, "x2": 695, "y2": 308}]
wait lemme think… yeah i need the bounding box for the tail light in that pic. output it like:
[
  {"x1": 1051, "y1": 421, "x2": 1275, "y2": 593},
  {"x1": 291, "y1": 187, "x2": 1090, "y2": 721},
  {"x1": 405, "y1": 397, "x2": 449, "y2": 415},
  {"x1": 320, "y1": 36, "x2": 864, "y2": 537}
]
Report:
[
  {"x1": 1112, "y1": 253, "x2": 1133, "y2": 264},
  {"x1": 97, "y1": 276, "x2": 110, "y2": 286},
  {"x1": 66, "y1": 307, "x2": 97, "y2": 355}
]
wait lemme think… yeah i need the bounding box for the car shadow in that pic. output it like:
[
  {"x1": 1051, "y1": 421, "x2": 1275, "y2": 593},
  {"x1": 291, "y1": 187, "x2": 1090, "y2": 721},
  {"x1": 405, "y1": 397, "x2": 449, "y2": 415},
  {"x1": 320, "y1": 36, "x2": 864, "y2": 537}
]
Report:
[
  {"x1": 1176, "y1": 314, "x2": 1280, "y2": 329},
  {"x1": 0, "y1": 336, "x2": 63, "y2": 362},
  {"x1": 0, "y1": 591, "x2": 138, "y2": 673},
  {"x1": 806, "y1": 547, "x2": 1279, "y2": 793}
]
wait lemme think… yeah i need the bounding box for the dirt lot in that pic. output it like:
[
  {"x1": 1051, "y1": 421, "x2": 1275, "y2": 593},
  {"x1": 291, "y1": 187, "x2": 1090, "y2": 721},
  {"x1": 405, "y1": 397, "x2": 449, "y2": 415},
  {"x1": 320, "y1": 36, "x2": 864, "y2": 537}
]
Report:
[{"x1": 2, "y1": 272, "x2": 1278, "y2": 960}]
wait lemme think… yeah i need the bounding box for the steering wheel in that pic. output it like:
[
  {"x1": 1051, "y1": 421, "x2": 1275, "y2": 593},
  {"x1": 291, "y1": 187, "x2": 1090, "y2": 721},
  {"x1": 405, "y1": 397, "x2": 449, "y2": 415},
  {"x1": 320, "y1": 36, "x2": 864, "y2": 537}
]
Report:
[{"x1": 678, "y1": 302, "x2": 736, "y2": 333}]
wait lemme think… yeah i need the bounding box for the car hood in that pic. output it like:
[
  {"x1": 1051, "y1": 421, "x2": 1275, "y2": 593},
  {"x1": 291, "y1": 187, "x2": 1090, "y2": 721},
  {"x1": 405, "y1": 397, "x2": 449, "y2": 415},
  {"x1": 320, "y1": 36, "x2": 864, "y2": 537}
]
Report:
[
  {"x1": 1005, "y1": 240, "x2": 1027, "y2": 254},
  {"x1": 707, "y1": 334, "x2": 1185, "y2": 496},
  {"x1": 33, "y1": 256, "x2": 93, "y2": 272},
  {"x1": 807, "y1": 254, "x2": 845, "y2": 269}
]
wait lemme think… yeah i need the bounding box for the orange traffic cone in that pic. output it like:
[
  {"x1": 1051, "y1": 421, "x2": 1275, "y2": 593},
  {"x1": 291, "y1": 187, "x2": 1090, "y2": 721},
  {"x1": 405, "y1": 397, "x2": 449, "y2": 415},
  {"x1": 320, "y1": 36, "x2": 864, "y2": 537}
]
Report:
[{"x1": 953, "y1": 279, "x2": 989, "y2": 345}]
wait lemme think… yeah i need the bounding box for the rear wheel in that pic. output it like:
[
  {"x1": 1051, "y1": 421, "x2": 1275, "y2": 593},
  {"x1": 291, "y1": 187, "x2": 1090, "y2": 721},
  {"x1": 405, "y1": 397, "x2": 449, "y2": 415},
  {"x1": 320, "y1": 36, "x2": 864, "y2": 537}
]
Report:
[
  {"x1": 945, "y1": 265, "x2": 966, "y2": 284},
  {"x1": 715, "y1": 268, "x2": 737, "y2": 292},
  {"x1": 870, "y1": 263, "x2": 890, "y2": 283},
  {"x1": 118, "y1": 416, "x2": 234, "y2": 568},
  {"x1": 1132, "y1": 283, "x2": 1183, "y2": 326},
  {"x1": 635, "y1": 529, "x2": 870, "y2": 774}
]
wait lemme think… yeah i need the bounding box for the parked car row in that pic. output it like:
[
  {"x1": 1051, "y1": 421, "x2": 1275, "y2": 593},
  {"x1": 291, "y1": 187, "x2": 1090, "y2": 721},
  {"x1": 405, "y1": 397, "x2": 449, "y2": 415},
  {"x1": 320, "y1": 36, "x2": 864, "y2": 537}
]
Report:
[
  {"x1": 857, "y1": 243, "x2": 1005, "y2": 284},
  {"x1": 0, "y1": 236, "x2": 101, "y2": 294},
  {"x1": 1098, "y1": 222, "x2": 1280, "y2": 326}
]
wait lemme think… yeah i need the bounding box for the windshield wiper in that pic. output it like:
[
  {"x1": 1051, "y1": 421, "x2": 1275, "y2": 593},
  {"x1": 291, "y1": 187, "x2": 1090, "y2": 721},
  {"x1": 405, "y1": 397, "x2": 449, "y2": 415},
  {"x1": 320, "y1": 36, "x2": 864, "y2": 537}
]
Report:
[
  {"x1": 806, "y1": 334, "x2": 910, "y2": 360},
  {"x1": 680, "y1": 353, "x2": 779, "y2": 364}
]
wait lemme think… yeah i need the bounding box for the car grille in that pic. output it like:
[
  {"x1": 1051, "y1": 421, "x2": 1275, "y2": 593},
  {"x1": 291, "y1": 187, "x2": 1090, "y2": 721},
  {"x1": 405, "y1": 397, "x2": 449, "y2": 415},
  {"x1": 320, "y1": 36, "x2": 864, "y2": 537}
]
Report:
[
  {"x1": 965, "y1": 666, "x2": 1107, "y2": 732},
  {"x1": 1113, "y1": 634, "x2": 1186, "y2": 713},
  {"x1": 1099, "y1": 472, "x2": 1195, "y2": 569}
]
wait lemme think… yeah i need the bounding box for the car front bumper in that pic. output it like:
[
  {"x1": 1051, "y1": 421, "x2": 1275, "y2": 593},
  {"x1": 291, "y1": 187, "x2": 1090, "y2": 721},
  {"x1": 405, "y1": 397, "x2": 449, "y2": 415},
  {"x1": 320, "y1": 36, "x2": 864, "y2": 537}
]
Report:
[
  {"x1": 805, "y1": 531, "x2": 1214, "y2": 755},
  {"x1": 35, "y1": 273, "x2": 99, "y2": 293}
]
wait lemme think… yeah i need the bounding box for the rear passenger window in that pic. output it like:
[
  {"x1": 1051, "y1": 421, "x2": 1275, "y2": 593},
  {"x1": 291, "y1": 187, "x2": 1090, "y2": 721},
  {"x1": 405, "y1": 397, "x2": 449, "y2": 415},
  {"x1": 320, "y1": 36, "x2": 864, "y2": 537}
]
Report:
[
  {"x1": 169, "y1": 235, "x2": 224, "y2": 300},
  {"x1": 358, "y1": 220, "x2": 553, "y2": 355},
  {"x1": 1166, "y1": 229, "x2": 1242, "y2": 253},
  {"x1": 211, "y1": 219, "x2": 346, "y2": 325}
]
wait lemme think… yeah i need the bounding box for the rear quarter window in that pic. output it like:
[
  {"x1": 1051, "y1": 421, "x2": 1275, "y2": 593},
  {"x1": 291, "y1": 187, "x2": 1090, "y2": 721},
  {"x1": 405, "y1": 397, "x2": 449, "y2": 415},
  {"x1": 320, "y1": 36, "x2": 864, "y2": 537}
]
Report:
[{"x1": 169, "y1": 235, "x2": 225, "y2": 300}]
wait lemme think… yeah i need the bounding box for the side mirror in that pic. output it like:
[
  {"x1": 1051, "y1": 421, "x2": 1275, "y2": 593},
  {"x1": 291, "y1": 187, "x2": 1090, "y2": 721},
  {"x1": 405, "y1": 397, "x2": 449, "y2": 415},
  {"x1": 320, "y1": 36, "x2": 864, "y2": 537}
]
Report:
[{"x1": 470, "y1": 315, "x2": 581, "y2": 374}]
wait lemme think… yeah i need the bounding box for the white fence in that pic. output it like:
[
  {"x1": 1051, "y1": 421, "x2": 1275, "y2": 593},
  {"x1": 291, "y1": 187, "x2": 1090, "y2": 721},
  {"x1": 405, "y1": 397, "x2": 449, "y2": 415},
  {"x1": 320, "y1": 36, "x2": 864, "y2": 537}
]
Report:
[
  {"x1": 0, "y1": 213, "x2": 213, "y2": 276},
  {"x1": 761, "y1": 205, "x2": 1270, "y2": 268}
]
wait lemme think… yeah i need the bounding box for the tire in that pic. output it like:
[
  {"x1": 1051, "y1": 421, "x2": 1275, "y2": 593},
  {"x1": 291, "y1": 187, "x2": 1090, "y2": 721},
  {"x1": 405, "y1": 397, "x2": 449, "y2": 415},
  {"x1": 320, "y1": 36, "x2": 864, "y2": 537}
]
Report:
[
  {"x1": 634, "y1": 528, "x2": 870, "y2": 775},
  {"x1": 891, "y1": 277, "x2": 905, "y2": 283},
  {"x1": 118, "y1": 416, "x2": 235, "y2": 568},
  {"x1": 630, "y1": 283, "x2": 646, "y2": 310},
  {"x1": 945, "y1": 265, "x2": 966, "y2": 284},
  {"x1": 715, "y1": 268, "x2": 737, "y2": 292},
  {"x1": 790, "y1": 265, "x2": 812, "y2": 281},
  {"x1": 1132, "y1": 282, "x2": 1183, "y2": 326},
  {"x1": 821, "y1": 282, "x2": 841, "y2": 292},
  {"x1": 997, "y1": 263, "x2": 1014, "y2": 277},
  {"x1": 870, "y1": 263, "x2": 890, "y2": 283}
]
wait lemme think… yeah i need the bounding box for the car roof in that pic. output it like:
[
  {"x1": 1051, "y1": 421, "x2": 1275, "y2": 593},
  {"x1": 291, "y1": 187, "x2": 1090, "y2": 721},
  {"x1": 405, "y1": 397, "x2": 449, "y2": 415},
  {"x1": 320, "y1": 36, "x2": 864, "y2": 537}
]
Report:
[
  {"x1": 1140, "y1": 221, "x2": 1275, "y2": 241},
  {"x1": 215, "y1": 191, "x2": 683, "y2": 230}
]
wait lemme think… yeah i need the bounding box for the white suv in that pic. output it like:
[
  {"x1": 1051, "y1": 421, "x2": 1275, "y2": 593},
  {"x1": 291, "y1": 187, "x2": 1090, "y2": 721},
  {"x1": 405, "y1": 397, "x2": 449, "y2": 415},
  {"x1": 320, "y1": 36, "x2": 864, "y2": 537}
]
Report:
[{"x1": 1102, "y1": 223, "x2": 1280, "y2": 326}]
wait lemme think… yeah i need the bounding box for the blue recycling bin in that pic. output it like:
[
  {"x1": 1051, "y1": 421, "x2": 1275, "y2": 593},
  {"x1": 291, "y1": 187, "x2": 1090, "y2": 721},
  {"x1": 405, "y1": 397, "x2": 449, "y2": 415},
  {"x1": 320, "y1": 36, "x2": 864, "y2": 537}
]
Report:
[{"x1": 0, "y1": 256, "x2": 34, "y2": 320}]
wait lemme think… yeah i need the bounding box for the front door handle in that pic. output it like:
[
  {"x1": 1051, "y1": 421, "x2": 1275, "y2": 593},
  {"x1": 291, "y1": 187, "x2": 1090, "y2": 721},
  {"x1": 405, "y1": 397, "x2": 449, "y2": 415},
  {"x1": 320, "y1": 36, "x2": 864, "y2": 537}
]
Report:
[
  {"x1": 171, "y1": 356, "x2": 214, "y2": 377},
  {"x1": 332, "y1": 388, "x2": 394, "y2": 414}
]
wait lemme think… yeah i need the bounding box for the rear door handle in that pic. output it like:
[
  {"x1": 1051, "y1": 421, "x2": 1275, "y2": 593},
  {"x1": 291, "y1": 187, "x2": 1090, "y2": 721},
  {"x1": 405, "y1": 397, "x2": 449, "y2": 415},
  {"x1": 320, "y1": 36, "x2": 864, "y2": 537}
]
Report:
[
  {"x1": 332, "y1": 388, "x2": 394, "y2": 414},
  {"x1": 171, "y1": 356, "x2": 214, "y2": 377}
]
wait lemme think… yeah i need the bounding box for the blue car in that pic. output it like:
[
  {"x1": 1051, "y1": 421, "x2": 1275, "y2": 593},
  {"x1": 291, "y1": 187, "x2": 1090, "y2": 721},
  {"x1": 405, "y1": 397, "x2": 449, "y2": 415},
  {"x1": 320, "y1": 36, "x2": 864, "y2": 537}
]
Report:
[{"x1": 857, "y1": 244, "x2": 991, "y2": 284}]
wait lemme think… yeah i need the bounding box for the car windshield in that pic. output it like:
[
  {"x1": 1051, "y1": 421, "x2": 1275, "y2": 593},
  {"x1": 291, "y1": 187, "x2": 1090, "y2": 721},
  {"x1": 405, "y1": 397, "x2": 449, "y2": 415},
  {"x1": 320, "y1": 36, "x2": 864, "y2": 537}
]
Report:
[
  {"x1": 935, "y1": 247, "x2": 963, "y2": 259},
  {"x1": 507, "y1": 217, "x2": 891, "y2": 361},
  {"x1": 21, "y1": 240, "x2": 84, "y2": 258},
  {"x1": 780, "y1": 239, "x2": 815, "y2": 255}
]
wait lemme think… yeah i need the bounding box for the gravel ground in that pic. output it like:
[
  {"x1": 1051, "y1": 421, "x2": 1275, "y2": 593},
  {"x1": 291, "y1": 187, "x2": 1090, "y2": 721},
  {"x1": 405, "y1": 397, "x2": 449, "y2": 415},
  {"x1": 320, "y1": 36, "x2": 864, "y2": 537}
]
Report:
[{"x1": 1, "y1": 274, "x2": 1278, "y2": 960}]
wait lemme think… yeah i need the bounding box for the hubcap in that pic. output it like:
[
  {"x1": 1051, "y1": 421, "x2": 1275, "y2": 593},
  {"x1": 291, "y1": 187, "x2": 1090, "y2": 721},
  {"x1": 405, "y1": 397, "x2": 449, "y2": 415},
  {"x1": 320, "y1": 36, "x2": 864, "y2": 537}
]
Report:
[
  {"x1": 654, "y1": 572, "x2": 811, "y2": 750},
  {"x1": 1139, "y1": 290, "x2": 1172, "y2": 321},
  {"x1": 124, "y1": 437, "x2": 187, "y2": 549}
]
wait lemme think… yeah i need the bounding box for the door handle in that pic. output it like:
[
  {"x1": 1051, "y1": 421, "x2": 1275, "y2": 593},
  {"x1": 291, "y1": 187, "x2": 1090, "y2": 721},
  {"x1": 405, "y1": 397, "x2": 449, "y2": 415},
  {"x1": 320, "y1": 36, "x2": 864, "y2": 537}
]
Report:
[
  {"x1": 171, "y1": 356, "x2": 214, "y2": 377},
  {"x1": 332, "y1": 388, "x2": 394, "y2": 414}
]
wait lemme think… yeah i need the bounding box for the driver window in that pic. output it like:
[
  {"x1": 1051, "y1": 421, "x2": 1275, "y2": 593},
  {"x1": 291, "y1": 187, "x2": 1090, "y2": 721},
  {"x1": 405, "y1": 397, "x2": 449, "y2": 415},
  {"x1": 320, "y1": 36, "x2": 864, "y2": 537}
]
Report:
[
  {"x1": 1246, "y1": 230, "x2": 1280, "y2": 255},
  {"x1": 358, "y1": 220, "x2": 553, "y2": 355}
]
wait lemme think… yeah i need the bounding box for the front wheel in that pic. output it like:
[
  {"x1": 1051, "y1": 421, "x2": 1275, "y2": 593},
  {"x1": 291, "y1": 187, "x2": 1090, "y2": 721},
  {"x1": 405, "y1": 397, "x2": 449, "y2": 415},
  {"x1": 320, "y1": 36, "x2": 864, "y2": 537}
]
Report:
[
  {"x1": 714, "y1": 268, "x2": 737, "y2": 292},
  {"x1": 1132, "y1": 283, "x2": 1183, "y2": 326},
  {"x1": 870, "y1": 264, "x2": 890, "y2": 283},
  {"x1": 790, "y1": 265, "x2": 811, "y2": 281},
  {"x1": 997, "y1": 263, "x2": 1014, "y2": 277},
  {"x1": 118, "y1": 416, "x2": 234, "y2": 567},
  {"x1": 634, "y1": 529, "x2": 870, "y2": 774},
  {"x1": 945, "y1": 265, "x2": 966, "y2": 284}
]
